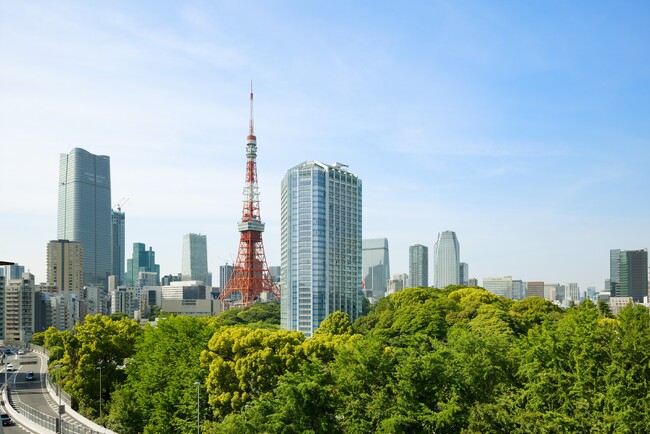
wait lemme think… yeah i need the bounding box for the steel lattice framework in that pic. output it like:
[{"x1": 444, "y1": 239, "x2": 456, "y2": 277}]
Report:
[{"x1": 219, "y1": 86, "x2": 279, "y2": 307}]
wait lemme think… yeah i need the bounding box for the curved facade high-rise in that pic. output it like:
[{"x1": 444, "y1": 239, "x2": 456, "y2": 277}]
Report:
[
  {"x1": 58, "y1": 148, "x2": 112, "y2": 286},
  {"x1": 281, "y1": 161, "x2": 362, "y2": 337},
  {"x1": 434, "y1": 230, "x2": 460, "y2": 288}
]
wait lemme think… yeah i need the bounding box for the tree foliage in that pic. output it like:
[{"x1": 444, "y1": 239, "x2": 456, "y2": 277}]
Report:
[{"x1": 43, "y1": 289, "x2": 650, "y2": 433}]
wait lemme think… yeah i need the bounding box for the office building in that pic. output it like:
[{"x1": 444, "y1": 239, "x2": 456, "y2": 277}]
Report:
[
  {"x1": 182, "y1": 233, "x2": 212, "y2": 286},
  {"x1": 58, "y1": 148, "x2": 112, "y2": 286},
  {"x1": 5, "y1": 272, "x2": 35, "y2": 342},
  {"x1": 162, "y1": 280, "x2": 207, "y2": 300},
  {"x1": 544, "y1": 283, "x2": 559, "y2": 301},
  {"x1": 269, "y1": 266, "x2": 281, "y2": 284},
  {"x1": 434, "y1": 230, "x2": 460, "y2": 288},
  {"x1": 126, "y1": 243, "x2": 160, "y2": 286},
  {"x1": 219, "y1": 264, "x2": 234, "y2": 292},
  {"x1": 111, "y1": 208, "x2": 126, "y2": 285},
  {"x1": 565, "y1": 282, "x2": 579, "y2": 302},
  {"x1": 610, "y1": 249, "x2": 621, "y2": 295},
  {"x1": 46, "y1": 239, "x2": 84, "y2": 293},
  {"x1": 527, "y1": 281, "x2": 545, "y2": 298},
  {"x1": 468, "y1": 277, "x2": 478, "y2": 287},
  {"x1": 0, "y1": 263, "x2": 25, "y2": 280},
  {"x1": 409, "y1": 244, "x2": 428, "y2": 287},
  {"x1": 0, "y1": 275, "x2": 5, "y2": 339},
  {"x1": 362, "y1": 238, "x2": 390, "y2": 302},
  {"x1": 51, "y1": 291, "x2": 80, "y2": 331},
  {"x1": 161, "y1": 274, "x2": 182, "y2": 286},
  {"x1": 615, "y1": 249, "x2": 648, "y2": 302},
  {"x1": 386, "y1": 273, "x2": 409, "y2": 296},
  {"x1": 483, "y1": 276, "x2": 513, "y2": 299},
  {"x1": 512, "y1": 280, "x2": 526, "y2": 300},
  {"x1": 280, "y1": 161, "x2": 362, "y2": 337},
  {"x1": 111, "y1": 287, "x2": 139, "y2": 319},
  {"x1": 459, "y1": 262, "x2": 469, "y2": 286}
]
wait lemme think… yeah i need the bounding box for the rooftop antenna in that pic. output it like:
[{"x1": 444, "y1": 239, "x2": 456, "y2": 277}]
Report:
[{"x1": 248, "y1": 80, "x2": 255, "y2": 138}]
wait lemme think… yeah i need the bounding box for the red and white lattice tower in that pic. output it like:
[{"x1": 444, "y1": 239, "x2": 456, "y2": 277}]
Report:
[{"x1": 219, "y1": 85, "x2": 279, "y2": 307}]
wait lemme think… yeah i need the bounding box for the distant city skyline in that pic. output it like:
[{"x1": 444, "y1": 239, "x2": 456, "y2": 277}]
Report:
[{"x1": 2, "y1": 2, "x2": 650, "y2": 291}]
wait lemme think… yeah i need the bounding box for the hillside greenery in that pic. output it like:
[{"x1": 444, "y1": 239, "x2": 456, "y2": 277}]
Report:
[{"x1": 35, "y1": 289, "x2": 650, "y2": 433}]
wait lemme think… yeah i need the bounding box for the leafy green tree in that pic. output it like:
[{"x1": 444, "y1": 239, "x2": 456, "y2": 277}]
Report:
[
  {"x1": 106, "y1": 315, "x2": 217, "y2": 434},
  {"x1": 513, "y1": 301, "x2": 613, "y2": 430},
  {"x1": 54, "y1": 315, "x2": 142, "y2": 419},
  {"x1": 330, "y1": 334, "x2": 398, "y2": 433},
  {"x1": 508, "y1": 296, "x2": 562, "y2": 334},
  {"x1": 201, "y1": 327, "x2": 306, "y2": 418},
  {"x1": 30, "y1": 331, "x2": 46, "y2": 346},
  {"x1": 206, "y1": 360, "x2": 340, "y2": 434},
  {"x1": 602, "y1": 304, "x2": 650, "y2": 432},
  {"x1": 212, "y1": 301, "x2": 281, "y2": 328}
]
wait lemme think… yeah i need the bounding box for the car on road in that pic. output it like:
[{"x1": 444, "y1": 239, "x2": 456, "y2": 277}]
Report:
[
  {"x1": 17, "y1": 349, "x2": 24, "y2": 355},
  {"x1": 6, "y1": 363, "x2": 15, "y2": 371},
  {"x1": 25, "y1": 371, "x2": 34, "y2": 381},
  {"x1": 0, "y1": 413, "x2": 15, "y2": 426}
]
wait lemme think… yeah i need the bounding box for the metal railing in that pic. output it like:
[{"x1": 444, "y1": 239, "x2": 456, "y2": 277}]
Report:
[{"x1": 8, "y1": 388, "x2": 58, "y2": 432}]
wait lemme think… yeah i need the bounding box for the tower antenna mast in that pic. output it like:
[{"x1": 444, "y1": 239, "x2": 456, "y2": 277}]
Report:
[{"x1": 219, "y1": 84, "x2": 279, "y2": 307}]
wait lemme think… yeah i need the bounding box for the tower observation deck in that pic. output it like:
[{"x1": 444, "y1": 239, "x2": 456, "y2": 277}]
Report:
[{"x1": 219, "y1": 85, "x2": 279, "y2": 307}]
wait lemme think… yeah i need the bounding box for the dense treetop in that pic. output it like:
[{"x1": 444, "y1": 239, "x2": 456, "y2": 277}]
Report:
[{"x1": 35, "y1": 290, "x2": 650, "y2": 433}]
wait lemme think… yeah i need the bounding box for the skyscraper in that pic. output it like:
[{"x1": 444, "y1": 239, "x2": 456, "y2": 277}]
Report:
[
  {"x1": 219, "y1": 264, "x2": 235, "y2": 291},
  {"x1": 111, "y1": 208, "x2": 126, "y2": 285},
  {"x1": 615, "y1": 249, "x2": 648, "y2": 302},
  {"x1": 58, "y1": 148, "x2": 112, "y2": 286},
  {"x1": 434, "y1": 230, "x2": 460, "y2": 288},
  {"x1": 409, "y1": 244, "x2": 428, "y2": 287},
  {"x1": 609, "y1": 248, "x2": 621, "y2": 295},
  {"x1": 281, "y1": 161, "x2": 362, "y2": 337},
  {"x1": 459, "y1": 262, "x2": 469, "y2": 286},
  {"x1": 182, "y1": 233, "x2": 212, "y2": 286},
  {"x1": 362, "y1": 238, "x2": 390, "y2": 301},
  {"x1": 46, "y1": 240, "x2": 84, "y2": 293},
  {"x1": 126, "y1": 243, "x2": 160, "y2": 286}
]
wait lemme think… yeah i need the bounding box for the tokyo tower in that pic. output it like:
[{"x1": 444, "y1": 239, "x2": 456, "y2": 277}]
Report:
[{"x1": 219, "y1": 85, "x2": 279, "y2": 307}]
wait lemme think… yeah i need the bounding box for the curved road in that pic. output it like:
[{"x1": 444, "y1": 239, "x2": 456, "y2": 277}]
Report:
[{"x1": 1, "y1": 349, "x2": 95, "y2": 433}]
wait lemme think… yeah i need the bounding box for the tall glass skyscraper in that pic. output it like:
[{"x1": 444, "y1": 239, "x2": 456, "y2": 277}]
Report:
[
  {"x1": 409, "y1": 244, "x2": 428, "y2": 287},
  {"x1": 58, "y1": 148, "x2": 112, "y2": 286},
  {"x1": 434, "y1": 230, "x2": 460, "y2": 288},
  {"x1": 362, "y1": 238, "x2": 390, "y2": 301},
  {"x1": 126, "y1": 242, "x2": 160, "y2": 286},
  {"x1": 281, "y1": 161, "x2": 362, "y2": 337},
  {"x1": 613, "y1": 249, "x2": 648, "y2": 302},
  {"x1": 182, "y1": 233, "x2": 211, "y2": 286},
  {"x1": 111, "y1": 209, "x2": 126, "y2": 285}
]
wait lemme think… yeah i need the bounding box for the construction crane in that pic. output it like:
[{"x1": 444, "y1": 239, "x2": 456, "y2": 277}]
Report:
[{"x1": 114, "y1": 197, "x2": 129, "y2": 212}]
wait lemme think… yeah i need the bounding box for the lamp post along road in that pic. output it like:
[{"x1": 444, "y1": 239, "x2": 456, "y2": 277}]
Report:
[
  {"x1": 97, "y1": 366, "x2": 102, "y2": 425},
  {"x1": 56, "y1": 364, "x2": 62, "y2": 433},
  {"x1": 194, "y1": 381, "x2": 200, "y2": 434}
]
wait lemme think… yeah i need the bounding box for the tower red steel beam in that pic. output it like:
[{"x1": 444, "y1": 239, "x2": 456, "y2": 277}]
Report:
[{"x1": 219, "y1": 84, "x2": 279, "y2": 307}]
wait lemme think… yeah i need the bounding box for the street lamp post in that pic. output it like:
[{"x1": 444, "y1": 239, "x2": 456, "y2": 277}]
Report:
[
  {"x1": 96, "y1": 365, "x2": 102, "y2": 425},
  {"x1": 56, "y1": 364, "x2": 62, "y2": 433},
  {"x1": 194, "y1": 381, "x2": 200, "y2": 434}
]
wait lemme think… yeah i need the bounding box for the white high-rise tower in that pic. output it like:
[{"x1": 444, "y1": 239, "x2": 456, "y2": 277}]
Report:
[
  {"x1": 281, "y1": 161, "x2": 362, "y2": 337},
  {"x1": 434, "y1": 230, "x2": 460, "y2": 288}
]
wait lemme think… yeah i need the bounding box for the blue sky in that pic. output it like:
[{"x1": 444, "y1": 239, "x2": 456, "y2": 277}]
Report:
[{"x1": 1, "y1": 1, "x2": 649, "y2": 291}]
